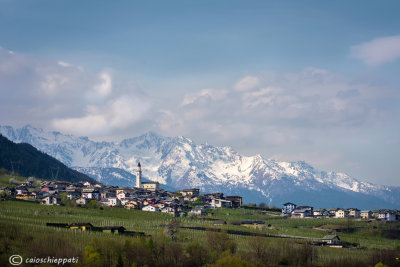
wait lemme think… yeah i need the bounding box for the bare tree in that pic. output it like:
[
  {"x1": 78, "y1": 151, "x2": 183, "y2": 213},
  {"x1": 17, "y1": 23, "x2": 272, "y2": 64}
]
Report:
[{"x1": 165, "y1": 219, "x2": 180, "y2": 241}]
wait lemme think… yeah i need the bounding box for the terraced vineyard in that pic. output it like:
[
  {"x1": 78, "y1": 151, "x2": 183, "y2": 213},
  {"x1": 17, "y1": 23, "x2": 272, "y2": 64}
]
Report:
[{"x1": 0, "y1": 200, "x2": 399, "y2": 266}]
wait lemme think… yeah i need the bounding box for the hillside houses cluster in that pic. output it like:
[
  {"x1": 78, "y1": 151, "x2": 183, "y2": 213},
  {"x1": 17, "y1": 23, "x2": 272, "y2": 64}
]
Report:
[
  {"x1": 1, "y1": 179, "x2": 243, "y2": 217},
  {"x1": 282, "y1": 202, "x2": 400, "y2": 221}
]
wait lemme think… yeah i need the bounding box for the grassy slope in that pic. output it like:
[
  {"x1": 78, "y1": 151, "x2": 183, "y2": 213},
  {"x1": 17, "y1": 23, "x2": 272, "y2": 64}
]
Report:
[{"x1": 0, "y1": 174, "x2": 28, "y2": 187}]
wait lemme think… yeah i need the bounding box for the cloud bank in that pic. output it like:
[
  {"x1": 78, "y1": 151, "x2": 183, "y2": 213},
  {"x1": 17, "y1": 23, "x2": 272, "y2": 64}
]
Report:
[
  {"x1": 1, "y1": 46, "x2": 399, "y2": 184},
  {"x1": 0, "y1": 46, "x2": 150, "y2": 137},
  {"x1": 351, "y1": 35, "x2": 400, "y2": 66}
]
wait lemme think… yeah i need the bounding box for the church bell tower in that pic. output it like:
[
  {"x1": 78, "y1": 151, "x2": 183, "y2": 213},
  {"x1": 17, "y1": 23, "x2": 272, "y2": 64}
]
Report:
[{"x1": 136, "y1": 162, "x2": 142, "y2": 188}]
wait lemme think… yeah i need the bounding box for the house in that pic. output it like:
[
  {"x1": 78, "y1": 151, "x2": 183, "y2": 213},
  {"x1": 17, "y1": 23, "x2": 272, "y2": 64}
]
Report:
[
  {"x1": 2, "y1": 187, "x2": 15, "y2": 196},
  {"x1": 54, "y1": 181, "x2": 70, "y2": 191},
  {"x1": 124, "y1": 200, "x2": 143, "y2": 210},
  {"x1": 378, "y1": 211, "x2": 397, "y2": 221},
  {"x1": 104, "y1": 197, "x2": 121, "y2": 207},
  {"x1": 15, "y1": 186, "x2": 29, "y2": 195},
  {"x1": 115, "y1": 188, "x2": 134, "y2": 195},
  {"x1": 101, "y1": 226, "x2": 125, "y2": 234},
  {"x1": 361, "y1": 210, "x2": 372, "y2": 219},
  {"x1": 142, "y1": 205, "x2": 160, "y2": 212},
  {"x1": 41, "y1": 195, "x2": 61, "y2": 205},
  {"x1": 322, "y1": 235, "x2": 341, "y2": 245},
  {"x1": 314, "y1": 208, "x2": 329, "y2": 217},
  {"x1": 347, "y1": 208, "x2": 361, "y2": 218},
  {"x1": 67, "y1": 191, "x2": 81, "y2": 200},
  {"x1": 226, "y1": 196, "x2": 242, "y2": 208},
  {"x1": 178, "y1": 188, "x2": 200, "y2": 197},
  {"x1": 81, "y1": 189, "x2": 100, "y2": 200},
  {"x1": 19, "y1": 181, "x2": 33, "y2": 188},
  {"x1": 83, "y1": 182, "x2": 93, "y2": 188},
  {"x1": 15, "y1": 192, "x2": 36, "y2": 200},
  {"x1": 76, "y1": 197, "x2": 90, "y2": 205},
  {"x1": 328, "y1": 208, "x2": 339, "y2": 217},
  {"x1": 282, "y1": 202, "x2": 297, "y2": 215},
  {"x1": 101, "y1": 191, "x2": 116, "y2": 199},
  {"x1": 189, "y1": 206, "x2": 206, "y2": 216},
  {"x1": 161, "y1": 206, "x2": 179, "y2": 216},
  {"x1": 204, "y1": 192, "x2": 224, "y2": 199},
  {"x1": 335, "y1": 209, "x2": 349, "y2": 218},
  {"x1": 120, "y1": 197, "x2": 137, "y2": 205},
  {"x1": 142, "y1": 182, "x2": 160, "y2": 191},
  {"x1": 291, "y1": 206, "x2": 313, "y2": 218},
  {"x1": 210, "y1": 199, "x2": 232, "y2": 208},
  {"x1": 154, "y1": 203, "x2": 165, "y2": 209},
  {"x1": 135, "y1": 188, "x2": 152, "y2": 197},
  {"x1": 69, "y1": 223, "x2": 93, "y2": 231},
  {"x1": 117, "y1": 191, "x2": 135, "y2": 200}
]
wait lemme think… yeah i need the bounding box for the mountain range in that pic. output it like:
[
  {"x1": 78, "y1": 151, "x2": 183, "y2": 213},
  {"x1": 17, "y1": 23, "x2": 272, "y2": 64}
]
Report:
[{"x1": 1, "y1": 124, "x2": 399, "y2": 209}]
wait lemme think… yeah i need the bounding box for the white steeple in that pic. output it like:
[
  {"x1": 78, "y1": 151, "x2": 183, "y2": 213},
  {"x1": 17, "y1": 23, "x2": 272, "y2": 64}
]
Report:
[{"x1": 136, "y1": 162, "x2": 142, "y2": 188}]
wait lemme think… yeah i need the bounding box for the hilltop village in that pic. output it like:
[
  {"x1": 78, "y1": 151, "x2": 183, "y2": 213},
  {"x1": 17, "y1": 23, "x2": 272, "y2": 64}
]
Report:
[
  {"x1": 1, "y1": 162, "x2": 399, "y2": 221},
  {"x1": 1, "y1": 162, "x2": 243, "y2": 217}
]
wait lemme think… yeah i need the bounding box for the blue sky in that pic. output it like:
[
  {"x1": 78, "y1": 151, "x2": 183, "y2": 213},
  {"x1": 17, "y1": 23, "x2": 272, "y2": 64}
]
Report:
[{"x1": 0, "y1": 1, "x2": 400, "y2": 186}]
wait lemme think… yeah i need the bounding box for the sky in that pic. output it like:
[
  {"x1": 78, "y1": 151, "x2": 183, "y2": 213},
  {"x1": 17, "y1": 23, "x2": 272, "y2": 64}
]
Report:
[{"x1": 0, "y1": 0, "x2": 400, "y2": 186}]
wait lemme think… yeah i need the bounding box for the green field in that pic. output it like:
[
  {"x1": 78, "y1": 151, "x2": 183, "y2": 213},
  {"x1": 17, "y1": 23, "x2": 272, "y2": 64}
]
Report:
[{"x1": 0, "y1": 199, "x2": 399, "y2": 266}]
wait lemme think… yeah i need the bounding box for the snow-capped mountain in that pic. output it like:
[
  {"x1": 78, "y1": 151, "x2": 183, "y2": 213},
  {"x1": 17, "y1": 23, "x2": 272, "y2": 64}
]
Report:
[{"x1": 1, "y1": 124, "x2": 399, "y2": 209}]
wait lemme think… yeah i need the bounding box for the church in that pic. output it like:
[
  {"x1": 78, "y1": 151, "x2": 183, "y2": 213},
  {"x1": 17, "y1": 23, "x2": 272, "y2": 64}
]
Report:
[{"x1": 135, "y1": 162, "x2": 159, "y2": 191}]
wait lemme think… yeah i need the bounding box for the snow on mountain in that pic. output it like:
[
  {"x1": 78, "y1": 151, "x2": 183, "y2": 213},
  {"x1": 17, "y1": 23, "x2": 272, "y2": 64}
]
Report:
[{"x1": 1, "y1": 124, "x2": 399, "y2": 209}]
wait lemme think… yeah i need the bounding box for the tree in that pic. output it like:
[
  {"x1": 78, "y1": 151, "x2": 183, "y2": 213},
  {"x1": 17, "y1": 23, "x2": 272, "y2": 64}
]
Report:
[
  {"x1": 193, "y1": 197, "x2": 203, "y2": 206},
  {"x1": 206, "y1": 230, "x2": 237, "y2": 254},
  {"x1": 258, "y1": 202, "x2": 266, "y2": 208},
  {"x1": 205, "y1": 255, "x2": 252, "y2": 267},
  {"x1": 116, "y1": 254, "x2": 124, "y2": 267},
  {"x1": 87, "y1": 200, "x2": 98, "y2": 209},
  {"x1": 0, "y1": 168, "x2": 7, "y2": 175},
  {"x1": 165, "y1": 219, "x2": 180, "y2": 241},
  {"x1": 84, "y1": 245, "x2": 101, "y2": 267},
  {"x1": 249, "y1": 236, "x2": 268, "y2": 264},
  {"x1": 185, "y1": 242, "x2": 210, "y2": 267},
  {"x1": 164, "y1": 242, "x2": 187, "y2": 266},
  {"x1": 60, "y1": 193, "x2": 76, "y2": 207}
]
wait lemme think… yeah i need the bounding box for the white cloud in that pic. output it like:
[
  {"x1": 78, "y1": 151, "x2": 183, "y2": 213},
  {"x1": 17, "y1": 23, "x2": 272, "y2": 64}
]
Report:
[
  {"x1": 351, "y1": 35, "x2": 400, "y2": 66},
  {"x1": 109, "y1": 96, "x2": 151, "y2": 128},
  {"x1": 180, "y1": 88, "x2": 227, "y2": 107},
  {"x1": 52, "y1": 93, "x2": 150, "y2": 136},
  {"x1": 52, "y1": 115, "x2": 108, "y2": 135},
  {"x1": 41, "y1": 74, "x2": 70, "y2": 95},
  {"x1": 0, "y1": 47, "x2": 151, "y2": 137},
  {"x1": 58, "y1": 61, "x2": 71, "y2": 67},
  {"x1": 233, "y1": 75, "x2": 260, "y2": 91},
  {"x1": 93, "y1": 71, "x2": 112, "y2": 97},
  {"x1": 155, "y1": 70, "x2": 397, "y2": 168}
]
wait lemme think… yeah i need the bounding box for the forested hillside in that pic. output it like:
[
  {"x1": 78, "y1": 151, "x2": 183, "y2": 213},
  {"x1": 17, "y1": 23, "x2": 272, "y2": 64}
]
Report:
[{"x1": 0, "y1": 135, "x2": 95, "y2": 183}]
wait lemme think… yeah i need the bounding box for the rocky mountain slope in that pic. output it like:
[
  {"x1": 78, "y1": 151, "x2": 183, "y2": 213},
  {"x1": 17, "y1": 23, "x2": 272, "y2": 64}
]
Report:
[{"x1": 1, "y1": 125, "x2": 399, "y2": 209}]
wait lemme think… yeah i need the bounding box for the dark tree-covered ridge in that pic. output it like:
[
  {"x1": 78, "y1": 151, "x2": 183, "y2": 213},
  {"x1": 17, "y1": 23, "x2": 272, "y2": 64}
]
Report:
[{"x1": 0, "y1": 134, "x2": 95, "y2": 183}]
